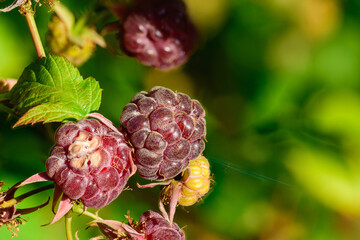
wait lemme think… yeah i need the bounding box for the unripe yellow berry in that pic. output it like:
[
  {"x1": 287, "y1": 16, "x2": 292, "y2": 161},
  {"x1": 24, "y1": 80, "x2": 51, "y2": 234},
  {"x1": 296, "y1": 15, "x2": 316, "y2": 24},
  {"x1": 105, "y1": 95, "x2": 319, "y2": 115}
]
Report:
[
  {"x1": 178, "y1": 155, "x2": 212, "y2": 206},
  {"x1": 178, "y1": 195, "x2": 198, "y2": 206}
]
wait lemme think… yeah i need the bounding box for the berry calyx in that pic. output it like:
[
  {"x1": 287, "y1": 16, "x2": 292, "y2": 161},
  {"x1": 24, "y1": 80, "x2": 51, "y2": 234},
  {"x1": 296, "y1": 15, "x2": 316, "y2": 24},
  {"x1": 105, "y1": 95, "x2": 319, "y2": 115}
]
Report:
[
  {"x1": 46, "y1": 14, "x2": 96, "y2": 66},
  {"x1": 121, "y1": 0, "x2": 197, "y2": 70},
  {"x1": 120, "y1": 86, "x2": 206, "y2": 181},
  {"x1": 46, "y1": 118, "x2": 133, "y2": 209},
  {"x1": 46, "y1": 3, "x2": 105, "y2": 66}
]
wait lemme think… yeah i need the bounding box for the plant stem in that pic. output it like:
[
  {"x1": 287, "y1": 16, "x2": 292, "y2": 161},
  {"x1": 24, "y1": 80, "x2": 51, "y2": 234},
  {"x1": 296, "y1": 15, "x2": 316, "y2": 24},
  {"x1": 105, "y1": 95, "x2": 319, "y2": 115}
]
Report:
[
  {"x1": 24, "y1": 11, "x2": 46, "y2": 58},
  {"x1": 72, "y1": 204, "x2": 103, "y2": 221},
  {"x1": 65, "y1": 211, "x2": 74, "y2": 240}
]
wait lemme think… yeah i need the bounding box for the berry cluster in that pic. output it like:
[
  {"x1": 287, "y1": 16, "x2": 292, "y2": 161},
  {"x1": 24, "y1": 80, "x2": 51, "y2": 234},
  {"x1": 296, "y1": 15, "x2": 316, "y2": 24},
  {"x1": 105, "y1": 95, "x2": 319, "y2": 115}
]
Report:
[
  {"x1": 0, "y1": 0, "x2": 210, "y2": 239},
  {"x1": 40, "y1": 86, "x2": 208, "y2": 238},
  {"x1": 39, "y1": 86, "x2": 209, "y2": 239},
  {"x1": 120, "y1": 86, "x2": 206, "y2": 180}
]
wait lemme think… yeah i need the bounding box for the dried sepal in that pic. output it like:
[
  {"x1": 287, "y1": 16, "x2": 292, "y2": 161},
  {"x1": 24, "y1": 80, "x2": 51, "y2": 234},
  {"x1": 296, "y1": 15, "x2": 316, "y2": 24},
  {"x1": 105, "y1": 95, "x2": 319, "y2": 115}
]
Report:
[
  {"x1": 44, "y1": 194, "x2": 73, "y2": 226},
  {"x1": 0, "y1": 174, "x2": 52, "y2": 236},
  {"x1": 90, "y1": 218, "x2": 145, "y2": 240},
  {"x1": 91, "y1": 208, "x2": 185, "y2": 240},
  {"x1": 0, "y1": 0, "x2": 33, "y2": 13}
]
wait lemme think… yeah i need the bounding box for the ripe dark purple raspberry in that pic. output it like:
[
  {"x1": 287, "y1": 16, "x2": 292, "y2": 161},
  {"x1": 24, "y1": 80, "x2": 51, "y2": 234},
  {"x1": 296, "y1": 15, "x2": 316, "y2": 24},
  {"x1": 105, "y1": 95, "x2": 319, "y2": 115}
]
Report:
[
  {"x1": 122, "y1": 0, "x2": 197, "y2": 70},
  {"x1": 46, "y1": 119, "x2": 133, "y2": 209},
  {"x1": 137, "y1": 210, "x2": 185, "y2": 240},
  {"x1": 120, "y1": 86, "x2": 206, "y2": 180}
]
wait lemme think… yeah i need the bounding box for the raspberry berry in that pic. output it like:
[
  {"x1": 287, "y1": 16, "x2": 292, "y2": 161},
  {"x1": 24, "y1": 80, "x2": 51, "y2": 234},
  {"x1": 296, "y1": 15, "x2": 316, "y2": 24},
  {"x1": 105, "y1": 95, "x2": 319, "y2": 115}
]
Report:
[
  {"x1": 137, "y1": 210, "x2": 185, "y2": 240},
  {"x1": 46, "y1": 119, "x2": 133, "y2": 209},
  {"x1": 120, "y1": 86, "x2": 206, "y2": 181},
  {"x1": 163, "y1": 155, "x2": 211, "y2": 207},
  {"x1": 122, "y1": 0, "x2": 197, "y2": 70}
]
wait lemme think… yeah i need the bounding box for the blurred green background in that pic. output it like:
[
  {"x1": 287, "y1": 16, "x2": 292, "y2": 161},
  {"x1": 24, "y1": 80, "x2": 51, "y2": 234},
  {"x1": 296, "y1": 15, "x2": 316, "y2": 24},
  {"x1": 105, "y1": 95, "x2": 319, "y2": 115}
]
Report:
[{"x1": 1, "y1": 0, "x2": 360, "y2": 239}]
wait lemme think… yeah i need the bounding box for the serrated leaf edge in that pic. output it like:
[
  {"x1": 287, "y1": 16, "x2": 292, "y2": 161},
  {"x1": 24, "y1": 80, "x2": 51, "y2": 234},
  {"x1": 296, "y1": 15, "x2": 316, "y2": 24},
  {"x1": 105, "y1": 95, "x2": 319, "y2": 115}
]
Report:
[{"x1": 13, "y1": 103, "x2": 85, "y2": 128}]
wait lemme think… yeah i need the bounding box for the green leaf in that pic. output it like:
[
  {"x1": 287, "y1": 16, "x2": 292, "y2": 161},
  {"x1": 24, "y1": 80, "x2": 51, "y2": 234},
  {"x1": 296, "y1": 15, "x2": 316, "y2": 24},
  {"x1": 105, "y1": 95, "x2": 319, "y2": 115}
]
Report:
[
  {"x1": 10, "y1": 55, "x2": 102, "y2": 127},
  {"x1": 13, "y1": 103, "x2": 85, "y2": 127}
]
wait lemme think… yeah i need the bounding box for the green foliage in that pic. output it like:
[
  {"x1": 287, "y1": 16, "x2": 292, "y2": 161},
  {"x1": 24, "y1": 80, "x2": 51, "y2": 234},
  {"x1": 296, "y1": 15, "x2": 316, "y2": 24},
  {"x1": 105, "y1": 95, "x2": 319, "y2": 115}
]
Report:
[
  {"x1": 286, "y1": 145, "x2": 360, "y2": 215},
  {"x1": 10, "y1": 54, "x2": 102, "y2": 127}
]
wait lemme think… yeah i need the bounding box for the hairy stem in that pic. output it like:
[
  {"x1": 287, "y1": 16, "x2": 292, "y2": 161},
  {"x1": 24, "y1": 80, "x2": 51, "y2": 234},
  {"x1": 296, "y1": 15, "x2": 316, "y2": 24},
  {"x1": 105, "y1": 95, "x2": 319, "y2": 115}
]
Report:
[
  {"x1": 65, "y1": 211, "x2": 74, "y2": 240},
  {"x1": 25, "y1": 11, "x2": 46, "y2": 58}
]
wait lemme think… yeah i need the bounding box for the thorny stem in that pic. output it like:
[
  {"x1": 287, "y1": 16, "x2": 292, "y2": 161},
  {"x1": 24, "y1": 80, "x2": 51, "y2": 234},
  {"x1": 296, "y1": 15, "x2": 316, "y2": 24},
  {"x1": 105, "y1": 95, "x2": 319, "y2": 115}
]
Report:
[
  {"x1": 65, "y1": 211, "x2": 74, "y2": 240},
  {"x1": 24, "y1": 9, "x2": 46, "y2": 58},
  {"x1": 0, "y1": 184, "x2": 54, "y2": 208}
]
